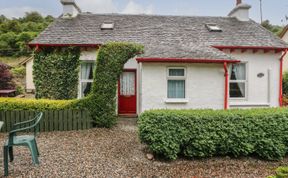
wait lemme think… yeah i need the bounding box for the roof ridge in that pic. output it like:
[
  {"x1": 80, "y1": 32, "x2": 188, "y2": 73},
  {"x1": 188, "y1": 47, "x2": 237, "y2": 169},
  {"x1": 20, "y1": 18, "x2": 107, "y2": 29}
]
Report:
[{"x1": 78, "y1": 12, "x2": 235, "y2": 19}]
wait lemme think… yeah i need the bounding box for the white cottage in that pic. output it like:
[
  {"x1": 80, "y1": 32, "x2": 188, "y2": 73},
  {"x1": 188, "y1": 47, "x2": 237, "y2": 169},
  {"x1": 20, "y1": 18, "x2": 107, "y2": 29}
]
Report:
[{"x1": 29, "y1": 0, "x2": 288, "y2": 116}]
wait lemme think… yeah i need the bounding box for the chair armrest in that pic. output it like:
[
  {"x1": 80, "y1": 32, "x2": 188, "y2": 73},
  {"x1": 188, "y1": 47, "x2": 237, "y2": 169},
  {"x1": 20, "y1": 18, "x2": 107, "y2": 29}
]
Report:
[
  {"x1": 12, "y1": 113, "x2": 42, "y2": 129},
  {"x1": 9, "y1": 124, "x2": 36, "y2": 135},
  {"x1": 13, "y1": 118, "x2": 35, "y2": 127}
]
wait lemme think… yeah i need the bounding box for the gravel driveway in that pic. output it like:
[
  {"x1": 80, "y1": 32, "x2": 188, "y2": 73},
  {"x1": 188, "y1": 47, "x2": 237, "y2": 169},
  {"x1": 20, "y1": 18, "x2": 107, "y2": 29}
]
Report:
[{"x1": 0, "y1": 118, "x2": 286, "y2": 178}]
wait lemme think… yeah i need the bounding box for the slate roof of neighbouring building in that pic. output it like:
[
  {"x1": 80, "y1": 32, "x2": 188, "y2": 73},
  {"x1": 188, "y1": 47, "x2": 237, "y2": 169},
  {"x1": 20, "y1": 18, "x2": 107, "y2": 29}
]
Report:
[{"x1": 30, "y1": 13, "x2": 288, "y2": 60}]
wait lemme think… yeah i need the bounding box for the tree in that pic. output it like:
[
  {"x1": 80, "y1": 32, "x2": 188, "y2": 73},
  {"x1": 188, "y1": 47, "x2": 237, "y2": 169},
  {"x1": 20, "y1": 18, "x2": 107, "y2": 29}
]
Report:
[
  {"x1": 22, "y1": 12, "x2": 44, "y2": 23},
  {"x1": 0, "y1": 20, "x2": 21, "y2": 33},
  {"x1": 0, "y1": 32, "x2": 18, "y2": 56},
  {"x1": 0, "y1": 15, "x2": 7, "y2": 24},
  {"x1": 0, "y1": 63, "x2": 15, "y2": 90},
  {"x1": 0, "y1": 12, "x2": 54, "y2": 56},
  {"x1": 261, "y1": 20, "x2": 284, "y2": 36}
]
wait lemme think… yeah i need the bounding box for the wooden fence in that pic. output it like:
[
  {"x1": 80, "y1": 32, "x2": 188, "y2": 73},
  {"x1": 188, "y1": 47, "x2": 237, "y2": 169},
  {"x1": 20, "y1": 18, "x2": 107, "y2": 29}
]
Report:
[{"x1": 0, "y1": 110, "x2": 93, "y2": 132}]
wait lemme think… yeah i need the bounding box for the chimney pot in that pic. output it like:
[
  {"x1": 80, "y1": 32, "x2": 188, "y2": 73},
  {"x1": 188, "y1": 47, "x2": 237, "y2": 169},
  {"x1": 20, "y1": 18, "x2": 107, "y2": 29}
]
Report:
[
  {"x1": 236, "y1": 0, "x2": 242, "y2": 6},
  {"x1": 60, "y1": 0, "x2": 81, "y2": 18},
  {"x1": 228, "y1": 2, "x2": 251, "y2": 21}
]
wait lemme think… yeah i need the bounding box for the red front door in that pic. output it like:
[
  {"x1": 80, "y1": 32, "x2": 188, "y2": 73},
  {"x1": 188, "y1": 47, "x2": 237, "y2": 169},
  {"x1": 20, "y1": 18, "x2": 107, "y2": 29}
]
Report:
[{"x1": 118, "y1": 70, "x2": 137, "y2": 115}]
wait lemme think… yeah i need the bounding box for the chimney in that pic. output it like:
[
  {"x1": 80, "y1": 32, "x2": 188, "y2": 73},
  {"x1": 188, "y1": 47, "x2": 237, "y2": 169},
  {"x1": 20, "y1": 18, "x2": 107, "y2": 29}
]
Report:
[
  {"x1": 236, "y1": 0, "x2": 242, "y2": 6},
  {"x1": 228, "y1": 0, "x2": 251, "y2": 21},
  {"x1": 60, "y1": 0, "x2": 82, "y2": 18}
]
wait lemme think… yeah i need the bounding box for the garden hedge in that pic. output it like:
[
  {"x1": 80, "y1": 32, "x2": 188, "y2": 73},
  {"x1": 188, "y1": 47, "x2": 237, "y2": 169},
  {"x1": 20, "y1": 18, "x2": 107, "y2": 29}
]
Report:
[
  {"x1": 33, "y1": 47, "x2": 80, "y2": 99},
  {"x1": 268, "y1": 167, "x2": 288, "y2": 178},
  {"x1": 0, "y1": 98, "x2": 77, "y2": 111},
  {"x1": 283, "y1": 72, "x2": 288, "y2": 97},
  {"x1": 139, "y1": 109, "x2": 288, "y2": 160}
]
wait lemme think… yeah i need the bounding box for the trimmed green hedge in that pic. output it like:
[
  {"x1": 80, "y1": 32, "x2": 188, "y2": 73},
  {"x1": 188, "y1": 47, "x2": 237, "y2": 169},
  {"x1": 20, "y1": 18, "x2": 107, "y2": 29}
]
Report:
[
  {"x1": 0, "y1": 98, "x2": 77, "y2": 111},
  {"x1": 139, "y1": 109, "x2": 288, "y2": 160},
  {"x1": 268, "y1": 167, "x2": 288, "y2": 178}
]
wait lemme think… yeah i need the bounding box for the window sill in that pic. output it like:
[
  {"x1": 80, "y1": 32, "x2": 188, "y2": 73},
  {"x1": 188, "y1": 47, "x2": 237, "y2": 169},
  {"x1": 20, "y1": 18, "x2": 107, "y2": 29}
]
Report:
[
  {"x1": 230, "y1": 102, "x2": 270, "y2": 107},
  {"x1": 165, "y1": 99, "x2": 189, "y2": 104}
]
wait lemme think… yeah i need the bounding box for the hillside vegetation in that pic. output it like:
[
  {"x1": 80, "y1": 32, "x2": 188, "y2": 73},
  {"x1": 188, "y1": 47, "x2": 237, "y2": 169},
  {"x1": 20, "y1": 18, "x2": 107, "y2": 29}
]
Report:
[{"x1": 0, "y1": 12, "x2": 54, "y2": 57}]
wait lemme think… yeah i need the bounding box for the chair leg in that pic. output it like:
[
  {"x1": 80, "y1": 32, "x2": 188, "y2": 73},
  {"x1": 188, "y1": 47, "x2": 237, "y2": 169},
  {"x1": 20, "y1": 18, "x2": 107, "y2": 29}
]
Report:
[
  {"x1": 4, "y1": 146, "x2": 9, "y2": 176},
  {"x1": 9, "y1": 146, "x2": 14, "y2": 162},
  {"x1": 34, "y1": 140, "x2": 39, "y2": 156},
  {"x1": 28, "y1": 142, "x2": 39, "y2": 165}
]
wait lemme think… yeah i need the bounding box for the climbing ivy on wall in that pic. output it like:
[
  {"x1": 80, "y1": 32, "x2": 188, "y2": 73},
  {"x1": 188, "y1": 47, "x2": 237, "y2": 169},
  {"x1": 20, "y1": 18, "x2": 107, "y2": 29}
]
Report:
[
  {"x1": 32, "y1": 42, "x2": 143, "y2": 128},
  {"x1": 33, "y1": 47, "x2": 80, "y2": 99},
  {"x1": 82, "y1": 42, "x2": 144, "y2": 127}
]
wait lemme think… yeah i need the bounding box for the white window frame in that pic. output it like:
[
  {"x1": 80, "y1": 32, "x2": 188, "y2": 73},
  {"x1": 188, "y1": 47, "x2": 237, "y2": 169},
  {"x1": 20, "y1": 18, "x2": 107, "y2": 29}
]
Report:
[
  {"x1": 229, "y1": 62, "x2": 248, "y2": 100},
  {"x1": 166, "y1": 67, "x2": 187, "y2": 99},
  {"x1": 79, "y1": 61, "x2": 95, "y2": 98}
]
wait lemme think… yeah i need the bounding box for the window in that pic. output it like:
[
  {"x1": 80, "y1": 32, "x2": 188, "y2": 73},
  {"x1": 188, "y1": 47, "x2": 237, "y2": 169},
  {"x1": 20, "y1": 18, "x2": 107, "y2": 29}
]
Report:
[
  {"x1": 205, "y1": 23, "x2": 222, "y2": 32},
  {"x1": 167, "y1": 68, "x2": 186, "y2": 99},
  {"x1": 80, "y1": 62, "x2": 96, "y2": 98},
  {"x1": 229, "y1": 63, "x2": 247, "y2": 98},
  {"x1": 101, "y1": 22, "x2": 114, "y2": 30}
]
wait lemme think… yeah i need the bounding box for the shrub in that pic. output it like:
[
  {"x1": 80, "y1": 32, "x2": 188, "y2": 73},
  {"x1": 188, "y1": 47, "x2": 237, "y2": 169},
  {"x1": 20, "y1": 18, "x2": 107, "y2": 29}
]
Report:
[
  {"x1": 81, "y1": 42, "x2": 143, "y2": 128},
  {"x1": 283, "y1": 72, "x2": 288, "y2": 97},
  {"x1": 11, "y1": 66, "x2": 25, "y2": 78},
  {"x1": 138, "y1": 109, "x2": 288, "y2": 160},
  {"x1": 268, "y1": 167, "x2": 288, "y2": 178},
  {"x1": 0, "y1": 62, "x2": 15, "y2": 89},
  {"x1": 0, "y1": 98, "x2": 78, "y2": 111},
  {"x1": 33, "y1": 47, "x2": 80, "y2": 100}
]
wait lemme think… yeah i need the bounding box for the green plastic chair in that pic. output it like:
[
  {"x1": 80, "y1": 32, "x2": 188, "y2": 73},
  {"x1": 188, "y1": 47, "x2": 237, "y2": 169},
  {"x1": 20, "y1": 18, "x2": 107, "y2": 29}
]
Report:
[{"x1": 3, "y1": 112, "x2": 43, "y2": 176}]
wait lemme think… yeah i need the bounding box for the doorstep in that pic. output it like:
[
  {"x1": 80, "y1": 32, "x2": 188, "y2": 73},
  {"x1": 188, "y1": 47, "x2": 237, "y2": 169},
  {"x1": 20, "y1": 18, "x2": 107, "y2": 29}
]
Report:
[{"x1": 118, "y1": 114, "x2": 138, "y2": 118}]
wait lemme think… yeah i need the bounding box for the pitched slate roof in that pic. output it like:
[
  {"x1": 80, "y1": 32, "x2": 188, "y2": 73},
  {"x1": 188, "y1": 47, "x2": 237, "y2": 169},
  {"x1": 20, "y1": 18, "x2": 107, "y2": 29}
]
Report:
[{"x1": 30, "y1": 13, "x2": 288, "y2": 60}]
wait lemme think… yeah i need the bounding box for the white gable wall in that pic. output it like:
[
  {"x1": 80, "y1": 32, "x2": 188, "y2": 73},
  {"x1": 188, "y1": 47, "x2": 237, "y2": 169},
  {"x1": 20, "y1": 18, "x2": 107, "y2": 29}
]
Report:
[
  {"x1": 228, "y1": 50, "x2": 281, "y2": 108},
  {"x1": 25, "y1": 59, "x2": 35, "y2": 92}
]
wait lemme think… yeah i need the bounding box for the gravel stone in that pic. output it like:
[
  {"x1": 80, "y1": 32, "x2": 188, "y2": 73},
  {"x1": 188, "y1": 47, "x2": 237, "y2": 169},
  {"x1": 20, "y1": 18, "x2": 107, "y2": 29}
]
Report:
[{"x1": 0, "y1": 118, "x2": 286, "y2": 178}]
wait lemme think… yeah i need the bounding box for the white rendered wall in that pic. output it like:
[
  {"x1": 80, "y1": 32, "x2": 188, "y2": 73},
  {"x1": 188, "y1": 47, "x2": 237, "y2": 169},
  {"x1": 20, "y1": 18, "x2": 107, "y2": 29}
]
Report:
[
  {"x1": 282, "y1": 32, "x2": 288, "y2": 73},
  {"x1": 228, "y1": 50, "x2": 281, "y2": 108},
  {"x1": 80, "y1": 48, "x2": 98, "y2": 61},
  {"x1": 140, "y1": 63, "x2": 225, "y2": 112},
  {"x1": 25, "y1": 59, "x2": 35, "y2": 91}
]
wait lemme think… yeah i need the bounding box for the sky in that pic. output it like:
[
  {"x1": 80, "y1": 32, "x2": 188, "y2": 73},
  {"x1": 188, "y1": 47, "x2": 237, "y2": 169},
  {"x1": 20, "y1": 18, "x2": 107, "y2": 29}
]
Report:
[{"x1": 0, "y1": 0, "x2": 287, "y2": 25}]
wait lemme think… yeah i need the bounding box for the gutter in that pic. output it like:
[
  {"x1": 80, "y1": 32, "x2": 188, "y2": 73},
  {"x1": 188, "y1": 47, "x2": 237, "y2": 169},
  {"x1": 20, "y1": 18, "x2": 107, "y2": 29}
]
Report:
[
  {"x1": 213, "y1": 45, "x2": 288, "y2": 53},
  {"x1": 279, "y1": 49, "x2": 288, "y2": 106},
  {"x1": 136, "y1": 58, "x2": 240, "y2": 64}
]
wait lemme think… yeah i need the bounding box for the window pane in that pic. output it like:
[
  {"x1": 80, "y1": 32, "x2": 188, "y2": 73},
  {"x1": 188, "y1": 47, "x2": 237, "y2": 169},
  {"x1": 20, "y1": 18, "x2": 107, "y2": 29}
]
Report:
[
  {"x1": 230, "y1": 82, "x2": 245, "y2": 98},
  {"x1": 81, "y1": 63, "x2": 95, "y2": 80},
  {"x1": 168, "y1": 80, "x2": 185, "y2": 98},
  {"x1": 230, "y1": 64, "x2": 246, "y2": 80},
  {"x1": 169, "y1": 69, "x2": 185, "y2": 76},
  {"x1": 120, "y1": 72, "x2": 135, "y2": 96},
  {"x1": 81, "y1": 82, "x2": 92, "y2": 98}
]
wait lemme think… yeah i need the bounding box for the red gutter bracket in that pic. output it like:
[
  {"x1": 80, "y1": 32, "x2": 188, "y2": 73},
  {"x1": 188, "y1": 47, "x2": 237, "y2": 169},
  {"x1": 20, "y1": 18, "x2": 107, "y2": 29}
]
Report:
[
  {"x1": 224, "y1": 62, "x2": 229, "y2": 110},
  {"x1": 35, "y1": 44, "x2": 40, "y2": 52}
]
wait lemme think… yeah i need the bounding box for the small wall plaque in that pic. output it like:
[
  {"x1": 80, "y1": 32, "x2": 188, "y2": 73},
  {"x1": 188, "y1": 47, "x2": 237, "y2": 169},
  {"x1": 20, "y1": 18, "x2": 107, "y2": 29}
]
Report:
[{"x1": 257, "y1": 73, "x2": 264, "y2": 78}]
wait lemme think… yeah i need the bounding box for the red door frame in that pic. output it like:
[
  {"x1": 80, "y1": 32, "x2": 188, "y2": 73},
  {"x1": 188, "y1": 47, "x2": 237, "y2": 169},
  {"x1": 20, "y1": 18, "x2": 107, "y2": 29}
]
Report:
[{"x1": 118, "y1": 69, "x2": 137, "y2": 115}]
